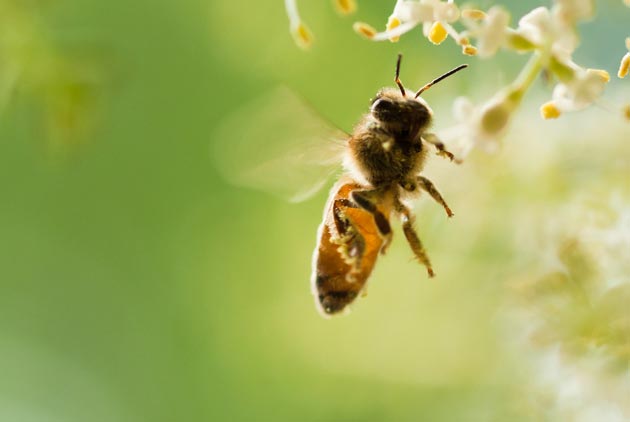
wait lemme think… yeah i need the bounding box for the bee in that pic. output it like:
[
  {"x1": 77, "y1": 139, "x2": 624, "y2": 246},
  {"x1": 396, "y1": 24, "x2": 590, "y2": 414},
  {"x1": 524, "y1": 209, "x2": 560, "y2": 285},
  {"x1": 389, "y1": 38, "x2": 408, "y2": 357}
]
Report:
[
  {"x1": 211, "y1": 55, "x2": 467, "y2": 317},
  {"x1": 311, "y1": 55, "x2": 467, "y2": 316}
]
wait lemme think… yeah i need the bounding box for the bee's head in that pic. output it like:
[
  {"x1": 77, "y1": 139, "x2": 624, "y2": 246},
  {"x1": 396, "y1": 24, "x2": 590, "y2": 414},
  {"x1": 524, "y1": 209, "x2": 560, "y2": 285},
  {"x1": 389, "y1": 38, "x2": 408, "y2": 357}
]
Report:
[
  {"x1": 370, "y1": 89, "x2": 433, "y2": 132},
  {"x1": 371, "y1": 55, "x2": 467, "y2": 138}
]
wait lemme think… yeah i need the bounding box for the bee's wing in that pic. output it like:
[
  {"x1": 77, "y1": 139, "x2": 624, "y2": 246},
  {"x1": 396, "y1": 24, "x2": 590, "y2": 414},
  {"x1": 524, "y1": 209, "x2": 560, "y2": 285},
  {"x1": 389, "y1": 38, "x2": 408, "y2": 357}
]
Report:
[{"x1": 211, "y1": 87, "x2": 347, "y2": 203}]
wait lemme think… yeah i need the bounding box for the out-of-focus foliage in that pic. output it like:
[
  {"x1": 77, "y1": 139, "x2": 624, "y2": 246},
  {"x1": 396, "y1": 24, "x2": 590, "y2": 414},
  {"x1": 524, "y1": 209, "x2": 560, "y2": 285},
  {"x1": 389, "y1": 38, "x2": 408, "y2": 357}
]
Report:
[
  {"x1": 0, "y1": 0, "x2": 628, "y2": 421},
  {"x1": 0, "y1": 0, "x2": 105, "y2": 151}
]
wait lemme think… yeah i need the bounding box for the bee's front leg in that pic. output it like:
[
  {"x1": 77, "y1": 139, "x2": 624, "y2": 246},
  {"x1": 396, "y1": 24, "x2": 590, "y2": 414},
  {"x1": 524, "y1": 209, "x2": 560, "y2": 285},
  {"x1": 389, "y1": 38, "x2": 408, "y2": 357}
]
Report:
[
  {"x1": 350, "y1": 189, "x2": 393, "y2": 255},
  {"x1": 417, "y1": 176, "x2": 454, "y2": 218},
  {"x1": 422, "y1": 133, "x2": 457, "y2": 162}
]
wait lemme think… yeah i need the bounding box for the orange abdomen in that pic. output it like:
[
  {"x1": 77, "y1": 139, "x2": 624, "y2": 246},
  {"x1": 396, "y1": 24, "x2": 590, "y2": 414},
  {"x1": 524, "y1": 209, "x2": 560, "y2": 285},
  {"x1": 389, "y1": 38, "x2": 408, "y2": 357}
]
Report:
[{"x1": 310, "y1": 180, "x2": 391, "y2": 315}]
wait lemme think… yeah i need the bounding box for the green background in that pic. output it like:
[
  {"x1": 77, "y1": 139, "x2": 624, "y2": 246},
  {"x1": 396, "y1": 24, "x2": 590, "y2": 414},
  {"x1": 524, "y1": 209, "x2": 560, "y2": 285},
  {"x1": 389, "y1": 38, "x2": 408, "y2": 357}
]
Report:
[{"x1": 1, "y1": 1, "x2": 628, "y2": 421}]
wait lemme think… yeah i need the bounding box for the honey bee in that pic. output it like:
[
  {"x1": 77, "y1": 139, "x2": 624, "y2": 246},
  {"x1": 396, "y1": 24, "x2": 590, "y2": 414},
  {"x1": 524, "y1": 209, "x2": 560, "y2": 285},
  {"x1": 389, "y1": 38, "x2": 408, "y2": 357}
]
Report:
[
  {"x1": 211, "y1": 55, "x2": 467, "y2": 317},
  {"x1": 311, "y1": 55, "x2": 467, "y2": 316}
]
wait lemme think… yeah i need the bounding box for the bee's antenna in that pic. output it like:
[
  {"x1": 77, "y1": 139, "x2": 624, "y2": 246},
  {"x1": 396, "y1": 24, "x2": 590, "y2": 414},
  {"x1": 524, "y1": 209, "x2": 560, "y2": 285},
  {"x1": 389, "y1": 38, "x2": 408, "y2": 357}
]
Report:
[
  {"x1": 395, "y1": 54, "x2": 406, "y2": 97},
  {"x1": 414, "y1": 64, "x2": 468, "y2": 98}
]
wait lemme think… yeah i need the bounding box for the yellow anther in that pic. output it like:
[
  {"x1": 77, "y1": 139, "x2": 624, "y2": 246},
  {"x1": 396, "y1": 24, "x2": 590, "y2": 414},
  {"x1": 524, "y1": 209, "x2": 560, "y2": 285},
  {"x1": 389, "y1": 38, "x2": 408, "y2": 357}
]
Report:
[
  {"x1": 623, "y1": 104, "x2": 630, "y2": 121},
  {"x1": 291, "y1": 22, "x2": 313, "y2": 49},
  {"x1": 461, "y1": 9, "x2": 487, "y2": 20},
  {"x1": 540, "y1": 101, "x2": 561, "y2": 119},
  {"x1": 334, "y1": 0, "x2": 356, "y2": 15},
  {"x1": 462, "y1": 45, "x2": 478, "y2": 56},
  {"x1": 587, "y1": 68, "x2": 610, "y2": 83},
  {"x1": 458, "y1": 36, "x2": 470, "y2": 46},
  {"x1": 428, "y1": 21, "x2": 448, "y2": 45},
  {"x1": 386, "y1": 16, "x2": 401, "y2": 42},
  {"x1": 619, "y1": 53, "x2": 630, "y2": 78},
  {"x1": 353, "y1": 22, "x2": 377, "y2": 39}
]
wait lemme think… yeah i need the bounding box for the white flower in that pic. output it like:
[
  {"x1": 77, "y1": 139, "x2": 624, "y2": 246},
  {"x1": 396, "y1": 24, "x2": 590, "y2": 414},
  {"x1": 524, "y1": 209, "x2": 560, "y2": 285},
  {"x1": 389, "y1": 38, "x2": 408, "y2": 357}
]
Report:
[
  {"x1": 516, "y1": 6, "x2": 578, "y2": 61},
  {"x1": 461, "y1": 6, "x2": 511, "y2": 58},
  {"x1": 437, "y1": 96, "x2": 501, "y2": 159},
  {"x1": 356, "y1": 0, "x2": 461, "y2": 43},
  {"x1": 551, "y1": 68, "x2": 608, "y2": 112}
]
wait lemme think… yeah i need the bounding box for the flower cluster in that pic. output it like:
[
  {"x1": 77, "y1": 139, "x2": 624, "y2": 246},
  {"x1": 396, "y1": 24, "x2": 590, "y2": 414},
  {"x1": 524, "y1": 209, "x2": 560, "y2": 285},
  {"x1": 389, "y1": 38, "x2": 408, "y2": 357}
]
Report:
[
  {"x1": 509, "y1": 194, "x2": 630, "y2": 420},
  {"x1": 285, "y1": 0, "x2": 629, "y2": 161},
  {"x1": 350, "y1": 1, "x2": 618, "y2": 159}
]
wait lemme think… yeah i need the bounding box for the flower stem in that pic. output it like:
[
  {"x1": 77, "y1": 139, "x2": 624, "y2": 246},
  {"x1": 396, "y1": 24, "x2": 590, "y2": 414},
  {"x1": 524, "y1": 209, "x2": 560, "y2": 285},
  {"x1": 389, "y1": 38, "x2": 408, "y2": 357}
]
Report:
[{"x1": 514, "y1": 52, "x2": 543, "y2": 93}]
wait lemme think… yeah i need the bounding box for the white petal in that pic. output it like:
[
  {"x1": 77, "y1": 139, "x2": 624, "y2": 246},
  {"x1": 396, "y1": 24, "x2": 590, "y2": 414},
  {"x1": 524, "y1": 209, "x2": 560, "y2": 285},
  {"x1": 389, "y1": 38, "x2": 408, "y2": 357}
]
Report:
[
  {"x1": 552, "y1": 70, "x2": 607, "y2": 111},
  {"x1": 553, "y1": 0, "x2": 595, "y2": 24},
  {"x1": 433, "y1": 2, "x2": 460, "y2": 23},
  {"x1": 476, "y1": 6, "x2": 510, "y2": 57},
  {"x1": 394, "y1": 1, "x2": 434, "y2": 22},
  {"x1": 453, "y1": 96, "x2": 475, "y2": 122},
  {"x1": 517, "y1": 7, "x2": 552, "y2": 46}
]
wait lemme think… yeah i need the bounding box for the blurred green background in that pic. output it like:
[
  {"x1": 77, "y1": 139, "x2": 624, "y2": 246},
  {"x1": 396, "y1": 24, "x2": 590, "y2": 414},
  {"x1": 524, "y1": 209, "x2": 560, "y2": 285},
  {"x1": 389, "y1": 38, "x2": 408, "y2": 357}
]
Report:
[{"x1": 1, "y1": 1, "x2": 628, "y2": 421}]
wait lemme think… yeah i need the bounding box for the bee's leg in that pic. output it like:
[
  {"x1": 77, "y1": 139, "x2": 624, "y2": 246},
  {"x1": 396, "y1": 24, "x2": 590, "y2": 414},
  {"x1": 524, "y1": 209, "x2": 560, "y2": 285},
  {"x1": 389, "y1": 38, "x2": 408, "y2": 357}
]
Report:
[
  {"x1": 417, "y1": 176, "x2": 454, "y2": 218},
  {"x1": 332, "y1": 199, "x2": 366, "y2": 277},
  {"x1": 396, "y1": 200, "x2": 434, "y2": 278},
  {"x1": 350, "y1": 190, "x2": 393, "y2": 254},
  {"x1": 332, "y1": 199, "x2": 355, "y2": 236},
  {"x1": 422, "y1": 133, "x2": 457, "y2": 162}
]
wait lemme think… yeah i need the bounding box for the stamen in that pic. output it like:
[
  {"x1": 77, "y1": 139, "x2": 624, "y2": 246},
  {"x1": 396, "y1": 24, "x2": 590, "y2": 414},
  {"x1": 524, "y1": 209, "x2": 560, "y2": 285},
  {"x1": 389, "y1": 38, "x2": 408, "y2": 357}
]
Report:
[
  {"x1": 368, "y1": 21, "x2": 420, "y2": 42},
  {"x1": 540, "y1": 101, "x2": 561, "y2": 119},
  {"x1": 428, "y1": 21, "x2": 448, "y2": 45},
  {"x1": 587, "y1": 68, "x2": 610, "y2": 83},
  {"x1": 462, "y1": 45, "x2": 478, "y2": 56},
  {"x1": 441, "y1": 22, "x2": 464, "y2": 44},
  {"x1": 292, "y1": 22, "x2": 314, "y2": 49},
  {"x1": 618, "y1": 53, "x2": 630, "y2": 78},
  {"x1": 353, "y1": 22, "x2": 377, "y2": 39},
  {"x1": 386, "y1": 16, "x2": 401, "y2": 42},
  {"x1": 285, "y1": 0, "x2": 300, "y2": 23},
  {"x1": 334, "y1": 0, "x2": 357, "y2": 15},
  {"x1": 285, "y1": 0, "x2": 313, "y2": 49}
]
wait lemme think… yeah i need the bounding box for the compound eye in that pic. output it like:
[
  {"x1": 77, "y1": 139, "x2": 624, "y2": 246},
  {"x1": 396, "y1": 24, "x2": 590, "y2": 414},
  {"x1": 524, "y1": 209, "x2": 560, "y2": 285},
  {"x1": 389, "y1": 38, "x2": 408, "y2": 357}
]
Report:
[{"x1": 371, "y1": 98, "x2": 394, "y2": 114}]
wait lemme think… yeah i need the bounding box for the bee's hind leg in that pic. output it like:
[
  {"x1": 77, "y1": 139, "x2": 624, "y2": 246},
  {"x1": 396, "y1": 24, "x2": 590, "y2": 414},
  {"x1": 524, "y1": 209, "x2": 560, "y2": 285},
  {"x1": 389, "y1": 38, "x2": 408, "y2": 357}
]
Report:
[
  {"x1": 395, "y1": 200, "x2": 434, "y2": 278},
  {"x1": 350, "y1": 190, "x2": 393, "y2": 254},
  {"x1": 332, "y1": 199, "x2": 366, "y2": 276}
]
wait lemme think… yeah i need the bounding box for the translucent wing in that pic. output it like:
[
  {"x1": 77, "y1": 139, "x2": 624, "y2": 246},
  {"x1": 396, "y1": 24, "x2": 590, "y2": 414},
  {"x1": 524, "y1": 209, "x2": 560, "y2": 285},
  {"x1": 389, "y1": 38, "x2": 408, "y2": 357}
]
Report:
[{"x1": 211, "y1": 87, "x2": 347, "y2": 202}]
